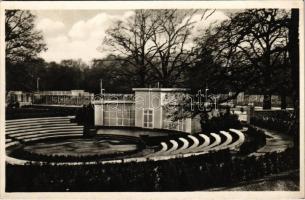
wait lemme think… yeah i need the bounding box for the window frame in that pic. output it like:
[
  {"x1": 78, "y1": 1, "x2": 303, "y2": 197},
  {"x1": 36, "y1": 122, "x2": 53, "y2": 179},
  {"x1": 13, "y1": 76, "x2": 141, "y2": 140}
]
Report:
[{"x1": 143, "y1": 108, "x2": 154, "y2": 129}]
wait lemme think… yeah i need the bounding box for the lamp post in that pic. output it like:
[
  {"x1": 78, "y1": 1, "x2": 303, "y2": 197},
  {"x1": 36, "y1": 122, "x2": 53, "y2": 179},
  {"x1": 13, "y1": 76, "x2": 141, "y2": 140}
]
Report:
[
  {"x1": 212, "y1": 96, "x2": 217, "y2": 110},
  {"x1": 100, "y1": 79, "x2": 105, "y2": 95}
]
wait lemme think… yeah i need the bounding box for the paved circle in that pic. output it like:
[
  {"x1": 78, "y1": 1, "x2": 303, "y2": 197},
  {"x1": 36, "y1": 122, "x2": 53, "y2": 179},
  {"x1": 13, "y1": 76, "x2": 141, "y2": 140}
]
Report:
[{"x1": 21, "y1": 137, "x2": 139, "y2": 157}]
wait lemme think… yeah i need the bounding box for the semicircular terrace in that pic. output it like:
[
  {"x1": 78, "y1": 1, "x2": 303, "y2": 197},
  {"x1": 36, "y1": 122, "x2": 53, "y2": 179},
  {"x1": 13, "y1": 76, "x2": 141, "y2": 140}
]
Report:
[
  {"x1": 5, "y1": 116, "x2": 246, "y2": 165},
  {"x1": 150, "y1": 129, "x2": 245, "y2": 157}
]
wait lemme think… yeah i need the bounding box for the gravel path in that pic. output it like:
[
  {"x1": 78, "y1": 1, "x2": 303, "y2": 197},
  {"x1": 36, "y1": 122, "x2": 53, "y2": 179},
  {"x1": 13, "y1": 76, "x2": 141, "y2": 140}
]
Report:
[{"x1": 249, "y1": 126, "x2": 294, "y2": 156}]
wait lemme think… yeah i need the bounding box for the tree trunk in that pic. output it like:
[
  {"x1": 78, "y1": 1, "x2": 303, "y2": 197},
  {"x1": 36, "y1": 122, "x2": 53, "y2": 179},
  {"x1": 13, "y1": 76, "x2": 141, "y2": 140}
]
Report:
[
  {"x1": 199, "y1": 111, "x2": 209, "y2": 131},
  {"x1": 288, "y1": 9, "x2": 299, "y2": 153},
  {"x1": 263, "y1": 94, "x2": 271, "y2": 110},
  {"x1": 161, "y1": 79, "x2": 170, "y2": 88},
  {"x1": 138, "y1": 70, "x2": 146, "y2": 87},
  {"x1": 280, "y1": 94, "x2": 287, "y2": 110}
]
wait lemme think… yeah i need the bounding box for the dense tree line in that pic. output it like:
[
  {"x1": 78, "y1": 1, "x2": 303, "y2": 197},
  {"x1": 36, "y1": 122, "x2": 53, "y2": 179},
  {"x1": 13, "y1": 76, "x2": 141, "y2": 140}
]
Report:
[
  {"x1": 6, "y1": 9, "x2": 298, "y2": 99},
  {"x1": 192, "y1": 9, "x2": 295, "y2": 110},
  {"x1": 6, "y1": 56, "x2": 135, "y2": 93}
]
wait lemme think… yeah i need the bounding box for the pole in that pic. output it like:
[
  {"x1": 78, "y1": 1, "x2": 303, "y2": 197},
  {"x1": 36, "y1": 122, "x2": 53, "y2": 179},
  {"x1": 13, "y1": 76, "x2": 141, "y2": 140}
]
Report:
[
  {"x1": 100, "y1": 79, "x2": 103, "y2": 95},
  {"x1": 36, "y1": 77, "x2": 40, "y2": 92},
  {"x1": 205, "y1": 82, "x2": 209, "y2": 105},
  {"x1": 100, "y1": 79, "x2": 104, "y2": 95}
]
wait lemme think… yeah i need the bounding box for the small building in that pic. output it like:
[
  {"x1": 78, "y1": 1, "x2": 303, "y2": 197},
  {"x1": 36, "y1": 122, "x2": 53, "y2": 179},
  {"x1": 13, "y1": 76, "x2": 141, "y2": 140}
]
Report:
[
  {"x1": 93, "y1": 88, "x2": 201, "y2": 133},
  {"x1": 33, "y1": 90, "x2": 93, "y2": 105},
  {"x1": 6, "y1": 91, "x2": 33, "y2": 107},
  {"x1": 133, "y1": 88, "x2": 193, "y2": 133},
  {"x1": 94, "y1": 94, "x2": 135, "y2": 127}
]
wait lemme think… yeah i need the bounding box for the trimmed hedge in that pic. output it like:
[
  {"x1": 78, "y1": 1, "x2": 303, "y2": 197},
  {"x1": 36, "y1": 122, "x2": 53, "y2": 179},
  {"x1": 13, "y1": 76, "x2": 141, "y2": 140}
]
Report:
[
  {"x1": 6, "y1": 148, "x2": 299, "y2": 192},
  {"x1": 9, "y1": 136, "x2": 146, "y2": 162},
  {"x1": 6, "y1": 106, "x2": 80, "y2": 120},
  {"x1": 10, "y1": 147, "x2": 142, "y2": 163},
  {"x1": 201, "y1": 112, "x2": 242, "y2": 133},
  {"x1": 239, "y1": 126, "x2": 266, "y2": 155},
  {"x1": 250, "y1": 110, "x2": 294, "y2": 133}
]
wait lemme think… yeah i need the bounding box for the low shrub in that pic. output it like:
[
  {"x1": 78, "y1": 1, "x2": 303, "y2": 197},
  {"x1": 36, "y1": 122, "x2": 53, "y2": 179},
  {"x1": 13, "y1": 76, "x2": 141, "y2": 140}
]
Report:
[
  {"x1": 10, "y1": 146, "x2": 142, "y2": 163},
  {"x1": 5, "y1": 148, "x2": 299, "y2": 192},
  {"x1": 6, "y1": 106, "x2": 80, "y2": 120},
  {"x1": 239, "y1": 126, "x2": 266, "y2": 155},
  {"x1": 250, "y1": 110, "x2": 294, "y2": 133},
  {"x1": 201, "y1": 111, "x2": 242, "y2": 133}
]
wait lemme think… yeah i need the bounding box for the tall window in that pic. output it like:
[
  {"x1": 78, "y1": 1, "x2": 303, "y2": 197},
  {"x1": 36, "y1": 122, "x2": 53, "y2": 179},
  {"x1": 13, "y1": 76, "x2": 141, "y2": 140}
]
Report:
[
  {"x1": 104, "y1": 103, "x2": 135, "y2": 126},
  {"x1": 143, "y1": 109, "x2": 153, "y2": 128}
]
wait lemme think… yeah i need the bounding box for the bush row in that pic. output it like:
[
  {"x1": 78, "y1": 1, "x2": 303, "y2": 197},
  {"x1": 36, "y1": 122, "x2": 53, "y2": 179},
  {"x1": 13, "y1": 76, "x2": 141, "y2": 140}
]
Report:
[
  {"x1": 250, "y1": 110, "x2": 294, "y2": 132},
  {"x1": 201, "y1": 112, "x2": 242, "y2": 133},
  {"x1": 10, "y1": 146, "x2": 142, "y2": 163},
  {"x1": 239, "y1": 126, "x2": 266, "y2": 155},
  {"x1": 6, "y1": 106, "x2": 80, "y2": 120},
  {"x1": 6, "y1": 148, "x2": 299, "y2": 192}
]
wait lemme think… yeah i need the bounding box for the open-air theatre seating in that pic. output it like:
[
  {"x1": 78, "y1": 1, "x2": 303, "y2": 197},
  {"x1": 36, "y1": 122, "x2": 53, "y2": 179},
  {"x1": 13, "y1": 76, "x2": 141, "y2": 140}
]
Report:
[
  {"x1": 5, "y1": 116, "x2": 83, "y2": 145},
  {"x1": 152, "y1": 129, "x2": 245, "y2": 156},
  {"x1": 5, "y1": 116, "x2": 246, "y2": 164}
]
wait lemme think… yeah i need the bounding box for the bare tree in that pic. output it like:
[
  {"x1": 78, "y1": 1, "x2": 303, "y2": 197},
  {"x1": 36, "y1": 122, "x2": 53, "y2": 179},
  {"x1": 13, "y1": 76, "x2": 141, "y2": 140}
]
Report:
[
  {"x1": 145, "y1": 10, "x2": 198, "y2": 87},
  {"x1": 5, "y1": 10, "x2": 47, "y2": 64},
  {"x1": 102, "y1": 10, "x2": 157, "y2": 87},
  {"x1": 102, "y1": 9, "x2": 213, "y2": 87},
  {"x1": 288, "y1": 9, "x2": 299, "y2": 150},
  {"x1": 203, "y1": 9, "x2": 290, "y2": 109},
  {"x1": 168, "y1": 9, "x2": 293, "y2": 130}
]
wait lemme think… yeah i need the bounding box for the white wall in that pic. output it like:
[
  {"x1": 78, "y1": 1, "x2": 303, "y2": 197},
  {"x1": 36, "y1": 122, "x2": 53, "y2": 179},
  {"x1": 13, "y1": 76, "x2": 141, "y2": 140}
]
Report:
[{"x1": 94, "y1": 104, "x2": 103, "y2": 126}]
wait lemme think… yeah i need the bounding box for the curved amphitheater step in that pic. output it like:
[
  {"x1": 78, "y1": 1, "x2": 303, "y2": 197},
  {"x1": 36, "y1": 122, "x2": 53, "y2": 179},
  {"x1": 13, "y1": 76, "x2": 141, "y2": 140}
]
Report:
[
  {"x1": 210, "y1": 131, "x2": 233, "y2": 151},
  {"x1": 174, "y1": 137, "x2": 189, "y2": 154},
  {"x1": 22, "y1": 134, "x2": 84, "y2": 142},
  {"x1": 6, "y1": 138, "x2": 12, "y2": 143},
  {"x1": 6, "y1": 116, "x2": 246, "y2": 164},
  {"x1": 8, "y1": 125, "x2": 82, "y2": 135},
  {"x1": 196, "y1": 134, "x2": 211, "y2": 150},
  {"x1": 5, "y1": 116, "x2": 83, "y2": 144},
  {"x1": 151, "y1": 129, "x2": 246, "y2": 157},
  {"x1": 6, "y1": 122, "x2": 78, "y2": 131},
  {"x1": 6, "y1": 116, "x2": 74, "y2": 123},
  {"x1": 15, "y1": 130, "x2": 83, "y2": 140},
  {"x1": 173, "y1": 135, "x2": 200, "y2": 154},
  {"x1": 178, "y1": 133, "x2": 223, "y2": 154},
  {"x1": 151, "y1": 142, "x2": 168, "y2": 156},
  {"x1": 203, "y1": 133, "x2": 222, "y2": 150},
  {"x1": 155, "y1": 134, "x2": 203, "y2": 156},
  {"x1": 6, "y1": 118, "x2": 72, "y2": 125},
  {"x1": 227, "y1": 129, "x2": 245, "y2": 150},
  {"x1": 6, "y1": 141, "x2": 20, "y2": 148},
  {"x1": 7, "y1": 128, "x2": 83, "y2": 140},
  {"x1": 6, "y1": 118, "x2": 74, "y2": 127},
  {"x1": 186, "y1": 135, "x2": 200, "y2": 150},
  {"x1": 167, "y1": 140, "x2": 179, "y2": 153}
]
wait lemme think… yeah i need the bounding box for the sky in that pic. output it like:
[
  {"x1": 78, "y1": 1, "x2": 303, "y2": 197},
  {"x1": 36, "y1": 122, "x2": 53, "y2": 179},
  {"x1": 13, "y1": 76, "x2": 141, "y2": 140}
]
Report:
[{"x1": 33, "y1": 10, "x2": 230, "y2": 64}]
